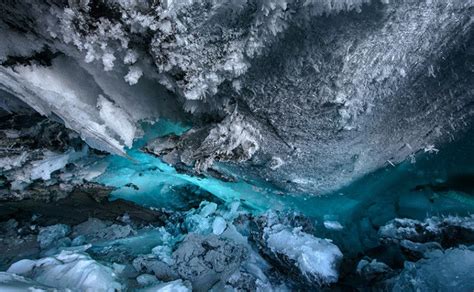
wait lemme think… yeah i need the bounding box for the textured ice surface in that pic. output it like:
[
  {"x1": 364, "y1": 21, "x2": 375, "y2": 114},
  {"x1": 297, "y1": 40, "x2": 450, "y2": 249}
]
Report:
[
  {"x1": 7, "y1": 251, "x2": 122, "y2": 291},
  {"x1": 0, "y1": 272, "x2": 52, "y2": 291},
  {"x1": 1, "y1": 0, "x2": 472, "y2": 192},
  {"x1": 265, "y1": 224, "x2": 343, "y2": 285},
  {"x1": 37, "y1": 224, "x2": 71, "y2": 250},
  {"x1": 0, "y1": 3, "x2": 473, "y2": 287}
]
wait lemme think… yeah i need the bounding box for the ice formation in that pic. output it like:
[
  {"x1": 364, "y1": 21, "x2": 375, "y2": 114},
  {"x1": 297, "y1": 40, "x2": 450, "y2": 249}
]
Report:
[
  {"x1": 0, "y1": 0, "x2": 473, "y2": 291},
  {"x1": 7, "y1": 251, "x2": 122, "y2": 291},
  {"x1": 1, "y1": 0, "x2": 472, "y2": 192},
  {"x1": 390, "y1": 247, "x2": 474, "y2": 292}
]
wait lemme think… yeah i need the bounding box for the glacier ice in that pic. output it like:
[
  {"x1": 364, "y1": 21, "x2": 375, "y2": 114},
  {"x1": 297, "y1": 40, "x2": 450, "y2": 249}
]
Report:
[
  {"x1": 0, "y1": 0, "x2": 473, "y2": 290},
  {"x1": 1, "y1": 0, "x2": 472, "y2": 192},
  {"x1": 7, "y1": 251, "x2": 122, "y2": 291},
  {"x1": 0, "y1": 272, "x2": 52, "y2": 291},
  {"x1": 212, "y1": 216, "x2": 227, "y2": 235}
]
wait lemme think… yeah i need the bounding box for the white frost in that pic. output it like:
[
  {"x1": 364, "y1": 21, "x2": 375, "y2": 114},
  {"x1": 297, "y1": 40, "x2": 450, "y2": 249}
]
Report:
[{"x1": 264, "y1": 224, "x2": 343, "y2": 284}]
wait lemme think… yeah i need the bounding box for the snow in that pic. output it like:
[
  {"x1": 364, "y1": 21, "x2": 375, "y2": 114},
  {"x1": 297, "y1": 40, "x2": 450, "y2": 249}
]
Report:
[
  {"x1": 264, "y1": 224, "x2": 343, "y2": 285},
  {"x1": 7, "y1": 251, "x2": 122, "y2": 291}
]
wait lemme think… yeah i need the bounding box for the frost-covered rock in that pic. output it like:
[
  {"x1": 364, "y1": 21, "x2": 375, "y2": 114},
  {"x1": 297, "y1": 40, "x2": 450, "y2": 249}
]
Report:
[
  {"x1": 379, "y1": 215, "x2": 474, "y2": 247},
  {"x1": 252, "y1": 211, "x2": 342, "y2": 286},
  {"x1": 265, "y1": 225, "x2": 342, "y2": 286},
  {"x1": 7, "y1": 250, "x2": 122, "y2": 291},
  {"x1": 390, "y1": 247, "x2": 474, "y2": 292},
  {"x1": 356, "y1": 258, "x2": 392, "y2": 282},
  {"x1": 37, "y1": 224, "x2": 71, "y2": 249},
  {"x1": 399, "y1": 240, "x2": 443, "y2": 261},
  {"x1": 1, "y1": 0, "x2": 472, "y2": 192},
  {"x1": 133, "y1": 255, "x2": 178, "y2": 281}
]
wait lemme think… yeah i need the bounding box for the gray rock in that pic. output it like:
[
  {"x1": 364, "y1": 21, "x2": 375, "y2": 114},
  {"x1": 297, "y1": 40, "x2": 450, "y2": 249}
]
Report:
[
  {"x1": 356, "y1": 258, "x2": 392, "y2": 281},
  {"x1": 172, "y1": 234, "x2": 248, "y2": 292},
  {"x1": 72, "y1": 218, "x2": 135, "y2": 242},
  {"x1": 389, "y1": 247, "x2": 474, "y2": 292}
]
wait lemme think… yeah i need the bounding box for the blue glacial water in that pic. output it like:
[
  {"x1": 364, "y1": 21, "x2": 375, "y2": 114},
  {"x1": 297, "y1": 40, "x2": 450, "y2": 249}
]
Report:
[{"x1": 95, "y1": 119, "x2": 474, "y2": 255}]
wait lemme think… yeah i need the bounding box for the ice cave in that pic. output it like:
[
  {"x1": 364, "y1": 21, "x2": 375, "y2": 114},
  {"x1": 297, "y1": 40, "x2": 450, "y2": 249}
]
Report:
[{"x1": 0, "y1": 0, "x2": 473, "y2": 291}]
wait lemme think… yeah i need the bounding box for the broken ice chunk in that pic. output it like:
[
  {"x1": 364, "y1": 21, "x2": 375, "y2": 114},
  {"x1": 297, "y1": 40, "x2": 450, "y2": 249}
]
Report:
[
  {"x1": 136, "y1": 274, "x2": 159, "y2": 287},
  {"x1": 212, "y1": 216, "x2": 227, "y2": 235},
  {"x1": 151, "y1": 245, "x2": 174, "y2": 265},
  {"x1": 323, "y1": 220, "x2": 344, "y2": 231},
  {"x1": 264, "y1": 225, "x2": 343, "y2": 285},
  {"x1": 7, "y1": 251, "x2": 122, "y2": 291},
  {"x1": 184, "y1": 214, "x2": 211, "y2": 234},
  {"x1": 199, "y1": 201, "x2": 217, "y2": 217}
]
